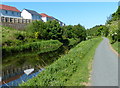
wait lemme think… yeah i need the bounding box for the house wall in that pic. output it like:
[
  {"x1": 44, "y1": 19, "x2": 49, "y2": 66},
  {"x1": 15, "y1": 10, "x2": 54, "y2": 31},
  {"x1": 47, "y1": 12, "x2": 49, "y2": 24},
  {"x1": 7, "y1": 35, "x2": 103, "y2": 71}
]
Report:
[
  {"x1": 21, "y1": 9, "x2": 32, "y2": 19},
  {"x1": 47, "y1": 17, "x2": 53, "y2": 21},
  {"x1": 41, "y1": 17, "x2": 53, "y2": 22},
  {"x1": 32, "y1": 14, "x2": 41, "y2": 20},
  {"x1": 21, "y1": 10, "x2": 41, "y2": 20},
  {"x1": 0, "y1": 9, "x2": 21, "y2": 18},
  {"x1": 41, "y1": 17, "x2": 47, "y2": 22},
  {"x1": 1, "y1": 22, "x2": 28, "y2": 30}
]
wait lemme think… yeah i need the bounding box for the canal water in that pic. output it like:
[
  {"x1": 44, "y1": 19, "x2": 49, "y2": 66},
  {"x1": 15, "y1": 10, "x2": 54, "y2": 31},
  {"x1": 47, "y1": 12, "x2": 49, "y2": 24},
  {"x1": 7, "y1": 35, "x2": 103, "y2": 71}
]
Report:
[{"x1": 1, "y1": 45, "x2": 72, "y2": 86}]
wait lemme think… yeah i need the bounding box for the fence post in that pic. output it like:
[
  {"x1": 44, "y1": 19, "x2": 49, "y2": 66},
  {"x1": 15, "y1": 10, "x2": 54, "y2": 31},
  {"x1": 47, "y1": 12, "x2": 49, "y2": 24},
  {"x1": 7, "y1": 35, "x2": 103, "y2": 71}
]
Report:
[
  {"x1": 11, "y1": 18, "x2": 14, "y2": 23},
  {"x1": 3, "y1": 17, "x2": 6, "y2": 22},
  {"x1": 8, "y1": 17, "x2": 10, "y2": 22},
  {"x1": 0, "y1": 17, "x2": 1, "y2": 22}
]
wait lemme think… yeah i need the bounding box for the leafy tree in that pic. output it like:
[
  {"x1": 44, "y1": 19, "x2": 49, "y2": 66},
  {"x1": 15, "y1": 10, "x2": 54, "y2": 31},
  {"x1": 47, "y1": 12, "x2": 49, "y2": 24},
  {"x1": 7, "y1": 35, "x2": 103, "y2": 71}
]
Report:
[
  {"x1": 62, "y1": 25, "x2": 75, "y2": 39},
  {"x1": 45, "y1": 20, "x2": 63, "y2": 40},
  {"x1": 72, "y1": 24, "x2": 86, "y2": 40},
  {"x1": 87, "y1": 25, "x2": 109, "y2": 37},
  {"x1": 106, "y1": 6, "x2": 120, "y2": 24}
]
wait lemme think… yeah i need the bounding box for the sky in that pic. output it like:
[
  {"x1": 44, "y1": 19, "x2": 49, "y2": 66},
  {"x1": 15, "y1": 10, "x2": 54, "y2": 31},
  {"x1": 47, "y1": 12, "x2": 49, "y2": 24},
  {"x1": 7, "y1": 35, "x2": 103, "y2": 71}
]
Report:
[{"x1": 1, "y1": 2, "x2": 118, "y2": 29}]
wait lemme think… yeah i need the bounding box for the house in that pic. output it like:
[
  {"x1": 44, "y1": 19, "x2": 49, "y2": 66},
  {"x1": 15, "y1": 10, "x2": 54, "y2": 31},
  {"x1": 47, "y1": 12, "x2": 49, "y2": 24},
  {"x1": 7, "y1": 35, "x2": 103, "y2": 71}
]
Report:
[
  {"x1": 40, "y1": 13, "x2": 54, "y2": 22},
  {"x1": 58, "y1": 21, "x2": 65, "y2": 26},
  {"x1": 21, "y1": 9, "x2": 42, "y2": 20},
  {"x1": 0, "y1": 4, "x2": 21, "y2": 18},
  {"x1": 52, "y1": 17, "x2": 65, "y2": 26}
]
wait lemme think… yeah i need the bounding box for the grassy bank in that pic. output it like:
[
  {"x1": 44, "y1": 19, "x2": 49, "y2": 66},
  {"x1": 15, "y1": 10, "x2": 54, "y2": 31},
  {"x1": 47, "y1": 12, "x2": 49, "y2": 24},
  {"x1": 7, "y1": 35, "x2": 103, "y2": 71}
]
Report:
[
  {"x1": 68, "y1": 38, "x2": 80, "y2": 46},
  {"x1": 2, "y1": 40, "x2": 63, "y2": 56},
  {"x1": 2, "y1": 26, "x2": 37, "y2": 46},
  {"x1": 20, "y1": 37, "x2": 102, "y2": 86},
  {"x1": 111, "y1": 41, "x2": 120, "y2": 54}
]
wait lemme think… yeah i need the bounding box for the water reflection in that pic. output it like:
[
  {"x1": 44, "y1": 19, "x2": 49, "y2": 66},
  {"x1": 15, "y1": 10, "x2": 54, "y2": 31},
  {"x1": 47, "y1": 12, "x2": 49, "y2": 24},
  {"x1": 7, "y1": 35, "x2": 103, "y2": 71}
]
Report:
[{"x1": 2, "y1": 45, "x2": 70, "y2": 81}]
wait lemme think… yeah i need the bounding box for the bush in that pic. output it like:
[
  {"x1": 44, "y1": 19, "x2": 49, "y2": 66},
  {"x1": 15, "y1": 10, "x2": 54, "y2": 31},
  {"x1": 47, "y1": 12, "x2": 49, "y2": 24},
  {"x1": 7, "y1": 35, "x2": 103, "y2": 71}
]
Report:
[
  {"x1": 35, "y1": 32, "x2": 41, "y2": 39},
  {"x1": 68, "y1": 38, "x2": 80, "y2": 46},
  {"x1": 15, "y1": 34, "x2": 25, "y2": 40}
]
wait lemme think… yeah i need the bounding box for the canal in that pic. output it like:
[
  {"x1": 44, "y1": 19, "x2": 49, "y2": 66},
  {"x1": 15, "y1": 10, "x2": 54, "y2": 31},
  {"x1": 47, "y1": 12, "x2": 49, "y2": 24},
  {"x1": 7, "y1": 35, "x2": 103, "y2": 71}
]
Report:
[{"x1": 1, "y1": 45, "x2": 74, "y2": 86}]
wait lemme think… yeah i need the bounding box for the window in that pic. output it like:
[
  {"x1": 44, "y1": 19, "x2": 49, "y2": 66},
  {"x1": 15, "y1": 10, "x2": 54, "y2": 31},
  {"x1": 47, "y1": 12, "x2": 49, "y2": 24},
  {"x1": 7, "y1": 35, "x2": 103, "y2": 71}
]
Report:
[
  {"x1": 17, "y1": 12, "x2": 19, "y2": 15},
  {"x1": 12, "y1": 11, "x2": 14, "y2": 15},
  {"x1": 5, "y1": 10, "x2": 8, "y2": 14}
]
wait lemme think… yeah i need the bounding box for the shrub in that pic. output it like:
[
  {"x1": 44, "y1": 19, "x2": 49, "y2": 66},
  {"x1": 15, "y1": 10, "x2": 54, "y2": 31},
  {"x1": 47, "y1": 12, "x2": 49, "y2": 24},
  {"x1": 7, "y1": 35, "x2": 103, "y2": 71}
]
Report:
[{"x1": 15, "y1": 34, "x2": 25, "y2": 40}]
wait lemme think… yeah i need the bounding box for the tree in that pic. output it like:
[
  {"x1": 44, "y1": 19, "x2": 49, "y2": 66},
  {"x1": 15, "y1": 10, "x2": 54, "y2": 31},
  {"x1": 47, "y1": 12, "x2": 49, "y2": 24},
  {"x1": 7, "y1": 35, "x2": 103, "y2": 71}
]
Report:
[
  {"x1": 72, "y1": 24, "x2": 86, "y2": 40},
  {"x1": 45, "y1": 20, "x2": 63, "y2": 40}
]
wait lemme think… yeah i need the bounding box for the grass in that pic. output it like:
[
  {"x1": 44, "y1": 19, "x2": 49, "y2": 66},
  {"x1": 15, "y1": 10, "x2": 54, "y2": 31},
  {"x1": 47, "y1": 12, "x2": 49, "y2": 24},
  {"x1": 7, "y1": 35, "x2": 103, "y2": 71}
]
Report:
[
  {"x1": 111, "y1": 41, "x2": 120, "y2": 54},
  {"x1": 20, "y1": 37, "x2": 103, "y2": 86},
  {"x1": 2, "y1": 40, "x2": 63, "y2": 56},
  {"x1": 2, "y1": 26, "x2": 38, "y2": 46},
  {"x1": 68, "y1": 38, "x2": 80, "y2": 46}
]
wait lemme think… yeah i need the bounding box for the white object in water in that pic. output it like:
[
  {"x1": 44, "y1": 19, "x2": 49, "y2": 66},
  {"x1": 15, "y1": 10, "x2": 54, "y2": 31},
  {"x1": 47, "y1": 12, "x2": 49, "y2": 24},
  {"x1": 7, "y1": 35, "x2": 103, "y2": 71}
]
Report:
[
  {"x1": 24, "y1": 68, "x2": 34, "y2": 75},
  {"x1": 0, "y1": 76, "x2": 1, "y2": 82}
]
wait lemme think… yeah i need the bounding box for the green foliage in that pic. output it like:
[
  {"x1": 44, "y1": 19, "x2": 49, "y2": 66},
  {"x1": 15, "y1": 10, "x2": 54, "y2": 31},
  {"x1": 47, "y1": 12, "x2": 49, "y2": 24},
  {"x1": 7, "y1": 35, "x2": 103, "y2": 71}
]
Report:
[
  {"x1": 46, "y1": 20, "x2": 63, "y2": 40},
  {"x1": 2, "y1": 26, "x2": 35, "y2": 46},
  {"x1": 25, "y1": 20, "x2": 86, "y2": 46},
  {"x1": 26, "y1": 20, "x2": 63, "y2": 40},
  {"x1": 2, "y1": 21, "x2": 87, "y2": 56},
  {"x1": 106, "y1": 6, "x2": 120, "y2": 44},
  {"x1": 26, "y1": 21, "x2": 86, "y2": 41},
  {"x1": 111, "y1": 41, "x2": 120, "y2": 54},
  {"x1": 2, "y1": 40, "x2": 63, "y2": 56},
  {"x1": 62, "y1": 24, "x2": 86, "y2": 40},
  {"x1": 107, "y1": 21, "x2": 118, "y2": 44},
  {"x1": 87, "y1": 25, "x2": 109, "y2": 38},
  {"x1": 20, "y1": 37, "x2": 102, "y2": 86},
  {"x1": 35, "y1": 32, "x2": 41, "y2": 39},
  {"x1": 15, "y1": 33, "x2": 25, "y2": 40},
  {"x1": 68, "y1": 38, "x2": 80, "y2": 46},
  {"x1": 106, "y1": 6, "x2": 120, "y2": 24}
]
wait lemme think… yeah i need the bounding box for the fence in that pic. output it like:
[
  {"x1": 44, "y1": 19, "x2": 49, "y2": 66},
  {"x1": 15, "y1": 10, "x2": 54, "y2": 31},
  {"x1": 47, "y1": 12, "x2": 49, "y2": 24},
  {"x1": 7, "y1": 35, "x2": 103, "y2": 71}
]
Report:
[
  {"x1": 0, "y1": 17, "x2": 41, "y2": 30},
  {"x1": 0, "y1": 17, "x2": 33, "y2": 23}
]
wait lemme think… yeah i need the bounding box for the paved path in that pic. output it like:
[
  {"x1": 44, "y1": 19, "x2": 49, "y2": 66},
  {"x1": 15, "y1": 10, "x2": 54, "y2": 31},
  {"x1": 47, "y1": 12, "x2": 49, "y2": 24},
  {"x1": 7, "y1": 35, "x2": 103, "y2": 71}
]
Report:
[{"x1": 91, "y1": 37, "x2": 118, "y2": 86}]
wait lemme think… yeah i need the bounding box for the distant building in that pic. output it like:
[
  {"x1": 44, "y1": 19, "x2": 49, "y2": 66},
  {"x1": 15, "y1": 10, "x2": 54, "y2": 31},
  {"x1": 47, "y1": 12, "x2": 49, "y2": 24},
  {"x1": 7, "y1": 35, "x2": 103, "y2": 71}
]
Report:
[
  {"x1": 0, "y1": 4, "x2": 21, "y2": 18},
  {"x1": 0, "y1": 4, "x2": 65, "y2": 26},
  {"x1": 59, "y1": 21, "x2": 65, "y2": 26},
  {"x1": 40, "y1": 13, "x2": 54, "y2": 22},
  {"x1": 21, "y1": 9, "x2": 42, "y2": 20},
  {"x1": 52, "y1": 17, "x2": 65, "y2": 26}
]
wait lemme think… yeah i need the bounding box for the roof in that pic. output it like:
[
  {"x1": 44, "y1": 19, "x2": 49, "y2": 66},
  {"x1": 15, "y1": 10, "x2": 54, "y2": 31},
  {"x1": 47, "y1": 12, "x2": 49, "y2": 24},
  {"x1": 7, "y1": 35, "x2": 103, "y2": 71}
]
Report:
[
  {"x1": 40, "y1": 13, "x2": 53, "y2": 18},
  {"x1": 24, "y1": 9, "x2": 40, "y2": 16},
  {"x1": 0, "y1": 4, "x2": 20, "y2": 12}
]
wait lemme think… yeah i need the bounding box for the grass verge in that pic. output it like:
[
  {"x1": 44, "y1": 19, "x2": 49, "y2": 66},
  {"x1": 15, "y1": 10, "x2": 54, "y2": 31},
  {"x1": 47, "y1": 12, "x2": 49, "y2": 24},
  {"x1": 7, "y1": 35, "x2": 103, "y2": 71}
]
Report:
[
  {"x1": 111, "y1": 41, "x2": 120, "y2": 54},
  {"x1": 20, "y1": 37, "x2": 103, "y2": 86}
]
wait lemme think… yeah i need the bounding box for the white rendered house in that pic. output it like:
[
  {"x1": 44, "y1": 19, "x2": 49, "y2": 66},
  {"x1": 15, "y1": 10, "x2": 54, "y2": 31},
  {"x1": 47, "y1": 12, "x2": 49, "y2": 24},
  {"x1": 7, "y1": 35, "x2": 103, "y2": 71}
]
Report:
[
  {"x1": 21, "y1": 9, "x2": 42, "y2": 20},
  {"x1": 40, "y1": 13, "x2": 54, "y2": 22}
]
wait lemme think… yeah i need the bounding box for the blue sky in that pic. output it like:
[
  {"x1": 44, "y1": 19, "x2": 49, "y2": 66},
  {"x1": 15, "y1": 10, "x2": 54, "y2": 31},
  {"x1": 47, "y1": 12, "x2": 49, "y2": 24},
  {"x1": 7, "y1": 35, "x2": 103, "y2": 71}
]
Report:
[{"x1": 2, "y1": 2, "x2": 118, "y2": 29}]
